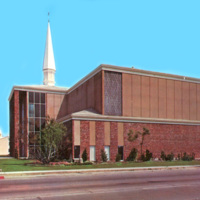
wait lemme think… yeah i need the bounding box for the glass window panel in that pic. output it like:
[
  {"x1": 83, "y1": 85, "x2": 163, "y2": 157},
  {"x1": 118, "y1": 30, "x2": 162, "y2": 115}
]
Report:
[
  {"x1": 41, "y1": 104, "x2": 45, "y2": 118},
  {"x1": 41, "y1": 118, "x2": 45, "y2": 129},
  {"x1": 29, "y1": 104, "x2": 35, "y2": 117},
  {"x1": 29, "y1": 132, "x2": 35, "y2": 145},
  {"x1": 35, "y1": 104, "x2": 41, "y2": 117},
  {"x1": 29, "y1": 146, "x2": 35, "y2": 158},
  {"x1": 29, "y1": 92, "x2": 34, "y2": 103},
  {"x1": 29, "y1": 118, "x2": 35, "y2": 131},
  {"x1": 35, "y1": 118, "x2": 41, "y2": 131},
  {"x1": 34, "y1": 132, "x2": 40, "y2": 145},
  {"x1": 41, "y1": 93, "x2": 45, "y2": 104},
  {"x1": 35, "y1": 93, "x2": 40, "y2": 103},
  {"x1": 74, "y1": 146, "x2": 80, "y2": 158},
  {"x1": 118, "y1": 146, "x2": 124, "y2": 160}
]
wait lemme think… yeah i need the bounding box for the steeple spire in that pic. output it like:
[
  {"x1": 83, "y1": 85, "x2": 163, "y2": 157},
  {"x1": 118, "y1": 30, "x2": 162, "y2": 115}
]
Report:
[{"x1": 43, "y1": 18, "x2": 56, "y2": 86}]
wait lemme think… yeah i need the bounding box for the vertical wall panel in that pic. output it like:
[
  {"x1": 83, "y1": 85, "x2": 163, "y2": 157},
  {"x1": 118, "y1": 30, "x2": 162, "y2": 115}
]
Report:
[
  {"x1": 104, "y1": 71, "x2": 122, "y2": 115},
  {"x1": 150, "y1": 77, "x2": 158, "y2": 118},
  {"x1": 158, "y1": 79, "x2": 167, "y2": 118},
  {"x1": 104, "y1": 122, "x2": 110, "y2": 146},
  {"x1": 141, "y1": 76, "x2": 150, "y2": 117},
  {"x1": 90, "y1": 121, "x2": 96, "y2": 145},
  {"x1": 46, "y1": 93, "x2": 54, "y2": 118},
  {"x1": 122, "y1": 74, "x2": 132, "y2": 116},
  {"x1": 166, "y1": 80, "x2": 175, "y2": 119},
  {"x1": 175, "y1": 81, "x2": 182, "y2": 119},
  {"x1": 182, "y1": 82, "x2": 190, "y2": 120},
  {"x1": 74, "y1": 120, "x2": 80, "y2": 145},
  {"x1": 118, "y1": 122, "x2": 124, "y2": 146},
  {"x1": 197, "y1": 85, "x2": 200, "y2": 120},
  {"x1": 190, "y1": 83, "x2": 197, "y2": 120},
  {"x1": 132, "y1": 75, "x2": 141, "y2": 117}
]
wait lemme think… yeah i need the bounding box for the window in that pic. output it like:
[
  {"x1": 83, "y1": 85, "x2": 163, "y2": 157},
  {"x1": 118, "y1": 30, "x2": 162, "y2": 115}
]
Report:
[
  {"x1": 90, "y1": 146, "x2": 96, "y2": 161},
  {"x1": 74, "y1": 146, "x2": 80, "y2": 158},
  {"x1": 118, "y1": 146, "x2": 124, "y2": 161},
  {"x1": 29, "y1": 92, "x2": 34, "y2": 103},
  {"x1": 104, "y1": 146, "x2": 110, "y2": 161},
  {"x1": 29, "y1": 104, "x2": 34, "y2": 117},
  {"x1": 28, "y1": 92, "x2": 46, "y2": 158}
]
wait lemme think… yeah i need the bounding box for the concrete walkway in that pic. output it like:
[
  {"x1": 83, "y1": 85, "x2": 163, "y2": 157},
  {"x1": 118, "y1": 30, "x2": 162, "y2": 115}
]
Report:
[
  {"x1": 1, "y1": 165, "x2": 200, "y2": 178},
  {"x1": 0, "y1": 156, "x2": 13, "y2": 159}
]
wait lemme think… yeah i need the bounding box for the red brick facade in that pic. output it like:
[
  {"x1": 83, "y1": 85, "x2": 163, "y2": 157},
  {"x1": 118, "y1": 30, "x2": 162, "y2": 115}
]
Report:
[
  {"x1": 80, "y1": 121, "x2": 90, "y2": 159},
  {"x1": 78, "y1": 120, "x2": 200, "y2": 162}
]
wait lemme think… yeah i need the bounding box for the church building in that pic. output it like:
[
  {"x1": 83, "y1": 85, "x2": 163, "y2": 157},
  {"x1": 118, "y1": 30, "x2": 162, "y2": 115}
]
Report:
[{"x1": 9, "y1": 22, "x2": 200, "y2": 161}]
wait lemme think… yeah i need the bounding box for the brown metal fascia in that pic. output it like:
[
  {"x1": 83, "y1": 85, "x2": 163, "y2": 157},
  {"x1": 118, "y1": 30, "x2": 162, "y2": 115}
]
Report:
[{"x1": 102, "y1": 70, "x2": 105, "y2": 115}]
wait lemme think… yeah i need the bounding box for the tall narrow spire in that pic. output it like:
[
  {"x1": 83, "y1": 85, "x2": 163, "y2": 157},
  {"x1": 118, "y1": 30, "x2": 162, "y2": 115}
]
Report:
[{"x1": 43, "y1": 19, "x2": 56, "y2": 86}]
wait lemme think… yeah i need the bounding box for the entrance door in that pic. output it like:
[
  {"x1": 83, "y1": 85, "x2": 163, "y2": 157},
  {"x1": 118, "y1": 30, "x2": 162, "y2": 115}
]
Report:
[
  {"x1": 90, "y1": 146, "x2": 96, "y2": 161},
  {"x1": 104, "y1": 146, "x2": 110, "y2": 161}
]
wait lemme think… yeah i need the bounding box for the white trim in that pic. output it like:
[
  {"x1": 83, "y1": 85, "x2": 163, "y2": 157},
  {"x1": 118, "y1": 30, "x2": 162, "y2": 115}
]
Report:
[
  {"x1": 61, "y1": 116, "x2": 200, "y2": 126},
  {"x1": 101, "y1": 67, "x2": 200, "y2": 84},
  {"x1": 8, "y1": 87, "x2": 66, "y2": 101}
]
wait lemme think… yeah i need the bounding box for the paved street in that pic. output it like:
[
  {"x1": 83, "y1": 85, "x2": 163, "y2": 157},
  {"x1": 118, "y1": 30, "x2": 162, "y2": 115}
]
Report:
[{"x1": 1, "y1": 168, "x2": 200, "y2": 200}]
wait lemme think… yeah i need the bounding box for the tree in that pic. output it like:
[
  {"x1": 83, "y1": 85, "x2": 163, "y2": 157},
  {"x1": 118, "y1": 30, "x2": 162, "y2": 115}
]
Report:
[
  {"x1": 36, "y1": 117, "x2": 67, "y2": 164},
  {"x1": 101, "y1": 149, "x2": 108, "y2": 162},
  {"x1": 128, "y1": 127, "x2": 150, "y2": 158},
  {"x1": 82, "y1": 148, "x2": 88, "y2": 162}
]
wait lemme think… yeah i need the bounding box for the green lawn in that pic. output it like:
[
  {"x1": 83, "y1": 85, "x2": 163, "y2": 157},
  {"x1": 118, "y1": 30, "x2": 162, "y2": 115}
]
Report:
[{"x1": 0, "y1": 159, "x2": 200, "y2": 172}]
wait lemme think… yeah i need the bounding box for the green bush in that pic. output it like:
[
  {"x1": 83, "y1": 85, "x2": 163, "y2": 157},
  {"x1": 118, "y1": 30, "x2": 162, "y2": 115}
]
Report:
[
  {"x1": 126, "y1": 148, "x2": 138, "y2": 161},
  {"x1": 141, "y1": 149, "x2": 153, "y2": 161},
  {"x1": 182, "y1": 152, "x2": 195, "y2": 161},
  {"x1": 160, "y1": 151, "x2": 174, "y2": 161},
  {"x1": 115, "y1": 153, "x2": 121, "y2": 162},
  {"x1": 161, "y1": 151, "x2": 166, "y2": 160},
  {"x1": 82, "y1": 148, "x2": 88, "y2": 162},
  {"x1": 101, "y1": 149, "x2": 108, "y2": 162},
  {"x1": 166, "y1": 153, "x2": 174, "y2": 161}
]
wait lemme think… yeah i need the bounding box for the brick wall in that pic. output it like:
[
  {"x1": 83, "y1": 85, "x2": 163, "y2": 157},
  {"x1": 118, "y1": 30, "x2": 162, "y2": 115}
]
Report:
[
  {"x1": 80, "y1": 121, "x2": 90, "y2": 160},
  {"x1": 78, "y1": 120, "x2": 200, "y2": 162},
  {"x1": 95, "y1": 121, "x2": 104, "y2": 162}
]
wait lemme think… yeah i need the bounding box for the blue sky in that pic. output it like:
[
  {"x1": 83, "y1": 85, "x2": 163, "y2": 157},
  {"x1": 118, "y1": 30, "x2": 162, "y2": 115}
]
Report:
[{"x1": 0, "y1": 0, "x2": 200, "y2": 136}]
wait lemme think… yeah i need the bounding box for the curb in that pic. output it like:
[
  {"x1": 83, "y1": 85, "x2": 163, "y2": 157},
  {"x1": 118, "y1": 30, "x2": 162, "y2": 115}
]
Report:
[{"x1": 0, "y1": 165, "x2": 200, "y2": 178}]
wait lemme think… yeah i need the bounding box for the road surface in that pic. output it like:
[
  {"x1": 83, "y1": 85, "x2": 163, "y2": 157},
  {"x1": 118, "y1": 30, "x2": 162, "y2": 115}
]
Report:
[{"x1": 1, "y1": 168, "x2": 200, "y2": 200}]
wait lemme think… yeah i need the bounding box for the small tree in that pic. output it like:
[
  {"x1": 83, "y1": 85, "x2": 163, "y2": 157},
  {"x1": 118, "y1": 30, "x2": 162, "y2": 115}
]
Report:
[
  {"x1": 128, "y1": 127, "x2": 150, "y2": 159},
  {"x1": 101, "y1": 149, "x2": 108, "y2": 162},
  {"x1": 82, "y1": 148, "x2": 88, "y2": 162},
  {"x1": 138, "y1": 128, "x2": 150, "y2": 157},
  {"x1": 36, "y1": 117, "x2": 67, "y2": 164}
]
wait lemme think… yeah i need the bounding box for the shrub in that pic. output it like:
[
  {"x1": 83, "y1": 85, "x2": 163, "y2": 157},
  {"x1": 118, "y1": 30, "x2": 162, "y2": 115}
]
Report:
[
  {"x1": 182, "y1": 152, "x2": 195, "y2": 161},
  {"x1": 82, "y1": 148, "x2": 88, "y2": 162},
  {"x1": 127, "y1": 148, "x2": 138, "y2": 161},
  {"x1": 116, "y1": 153, "x2": 121, "y2": 162},
  {"x1": 166, "y1": 153, "x2": 174, "y2": 161},
  {"x1": 161, "y1": 151, "x2": 166, "y2": 161},
  {"x1": 160, "y1": 151, "x2": 174, "y2": 161},
  {"x1": 101, "y1": 149, "x2": 108, "y2": 162},
  {"x1": 141, "y1": 149, "x2": 153, "y2": 161}
]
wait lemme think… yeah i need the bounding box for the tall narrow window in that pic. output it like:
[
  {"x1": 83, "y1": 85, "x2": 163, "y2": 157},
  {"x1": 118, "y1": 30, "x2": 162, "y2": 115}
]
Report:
[
  {"x1": 104, "y1": 146, "x2": 110, "y2": 161},
  {"x1": 90, "y1": 146, "x2": 96, "y2": 161},
  {"x1": 28, "y1": 92, "x2": 46, "y2": 158},
  {"x1": 74, "y1": 146, "x2": 80, "y2": 158},
  {"x1": 118, "y1": 146, "x2": 124, "y2": 161}
]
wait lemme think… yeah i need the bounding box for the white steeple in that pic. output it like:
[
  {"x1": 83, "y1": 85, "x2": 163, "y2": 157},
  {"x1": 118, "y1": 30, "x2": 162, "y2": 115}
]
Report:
[{"x1": 43, "y1": 20, "x2": 56, "y2": 86}]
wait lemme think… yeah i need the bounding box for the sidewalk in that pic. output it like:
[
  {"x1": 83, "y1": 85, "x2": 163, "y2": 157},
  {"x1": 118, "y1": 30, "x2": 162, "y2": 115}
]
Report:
[{"x1": 1, "y1": 165, "x2": 200, "y2": 178}]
